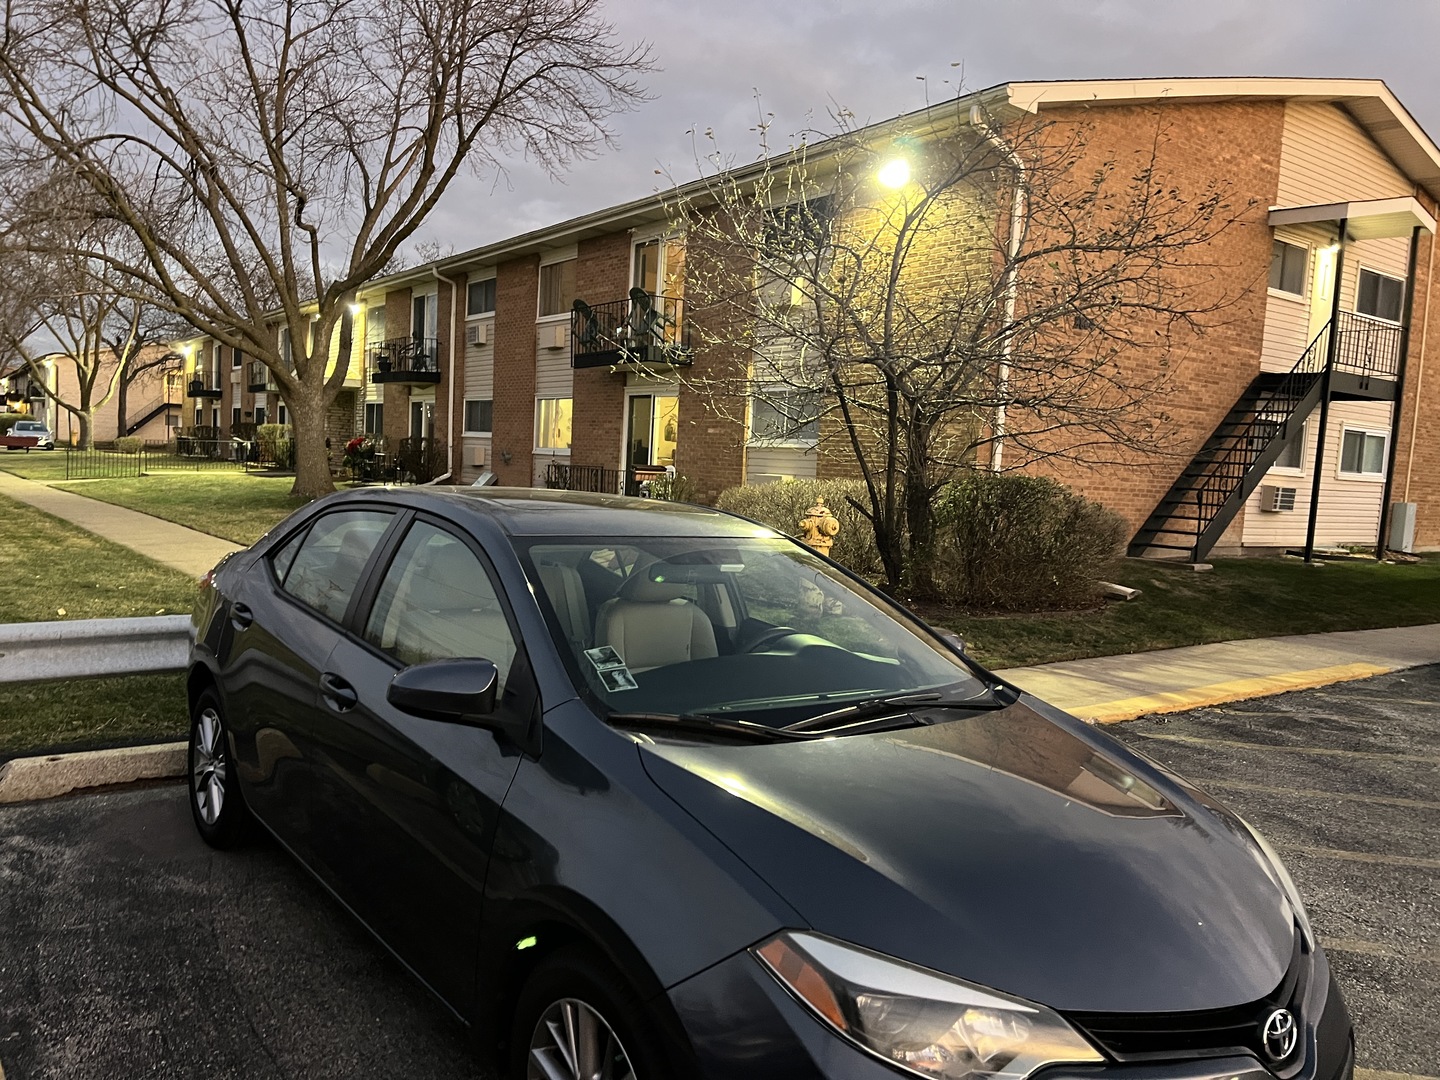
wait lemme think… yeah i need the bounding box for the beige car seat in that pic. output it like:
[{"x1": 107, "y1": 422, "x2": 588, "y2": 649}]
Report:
[{"x1": 595, "y1": 573, "x2": 718, "y2": 673}]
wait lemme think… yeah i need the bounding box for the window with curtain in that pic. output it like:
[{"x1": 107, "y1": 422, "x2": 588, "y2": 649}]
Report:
[
  {"x1": 535, "y1": 398, "x2": 572, "y2": 449},
  {"x1": 1268, "y1": 239, "x2": 1307, "y2": 296},
  {"x1": 538, "y1": 260, "x2": 577, "y2": 317}
]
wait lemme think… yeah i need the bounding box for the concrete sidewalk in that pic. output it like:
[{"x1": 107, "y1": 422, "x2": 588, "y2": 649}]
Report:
[
  {"x1": 996, "y1": 622, "x2": 1440, "y2": 722},
  {"x1": 0, "y1": 469, "x2": 241, "y2": 578}
]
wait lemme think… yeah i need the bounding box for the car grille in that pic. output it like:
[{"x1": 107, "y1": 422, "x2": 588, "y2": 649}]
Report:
[{"x1": 1064, "y1": 926, "x2": 1308, "y2": 1074}]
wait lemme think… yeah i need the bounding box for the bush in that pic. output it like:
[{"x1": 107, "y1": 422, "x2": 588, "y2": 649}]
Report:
[
  {"x1": 0, "y1": 414, "x2": 23, "y2": 436},
  {"x1": 255, "y1": 424, "x2": 295, "y2": 470},
  {"x1": 931, "y1": 472, "x2": 1128, "y2": 611},
  {"x1": 114, "y1": 435, "x2": 144, "y2": 454},
  {"x1": 716, "y1": 478, "x2": 882, "y2": 576},
  {"x1": 644, "y1": 472, "x2": 699, "y2": 503}
]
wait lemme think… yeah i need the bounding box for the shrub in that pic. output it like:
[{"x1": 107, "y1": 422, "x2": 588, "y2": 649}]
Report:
[
  {"x1": 0, "y1": 414, "x2": 23, "y2": 436},
  {"x1": 644, "y1": 472, "x2": 699, "y2": 503},
  {"x1": 256, "y1": 424, "x2": 295, "y2": 470},
  {"x1": 716, "y1": 478, "x2": 881, "y2": 576},
  {"x1": 114, "y1": 435, "x2": 144, "y2": 455},
  {"x1": 931, "y1": 472, "x2": 1128, "y2": 611}
]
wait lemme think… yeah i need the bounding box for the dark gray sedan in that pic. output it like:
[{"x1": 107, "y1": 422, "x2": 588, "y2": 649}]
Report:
[{"x1": 187, "y1": 488, "x2": 1354, "y2": 1080}]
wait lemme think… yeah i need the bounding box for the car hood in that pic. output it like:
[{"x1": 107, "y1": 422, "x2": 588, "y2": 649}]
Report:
[{"x1": 638, "y1": 698, "x2": 1296, "y2": 1013}]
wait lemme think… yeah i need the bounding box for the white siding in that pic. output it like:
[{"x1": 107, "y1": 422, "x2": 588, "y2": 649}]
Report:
[
  {"x1": 1240, "y1": 400, "x2": 1391, "y2": 548},
  {"x1": 1277, "y1": 102, "x2": 1412, "y2": 206},
  {"x1": 1261, "y1": 222, "x2": 1330, "y2": 373},
  {"x1": 534, "y1": 333, "x2": 573, "y2": 398},
  {"x1": 745, "y1": 446, "x2": 818, "y2": 485},
  {"x1": 459, "y1": 316, "x2": 496, "y2": 483}
]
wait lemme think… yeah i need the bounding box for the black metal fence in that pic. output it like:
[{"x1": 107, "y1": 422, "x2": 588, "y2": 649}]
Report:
[
  {"x1": 64, "y1": 438, "x2": 289, "y2": 479},
  {"x1": 545, "y1": 462, "x2": 623, "y2": 494},
  {"x1": 345, "y1": 436, "x2": 445, "y2": 484}
]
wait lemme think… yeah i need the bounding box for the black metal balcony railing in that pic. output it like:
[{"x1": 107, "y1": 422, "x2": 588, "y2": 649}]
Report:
[
  {"x1": 1333, "y1": 309, "x2": 1402, "y2": 378},
  {"x1": 545, "y1": 462, "x2": 673, "y2": 496},
  {"x1": 369, "y1": 337, "x2": 441, "y2": 383},
  {"x1": 247, "y1": 361, "x2": 278, "y2": 393},
  {"x1": 571, "y1": 292, "x2": 692, "y2": 370},
  {"x1": 186, "y1": 377, "x2": 223, "y2": 399}
]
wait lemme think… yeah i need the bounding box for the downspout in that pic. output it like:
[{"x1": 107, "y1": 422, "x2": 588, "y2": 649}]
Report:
[
  {"x1": 971, "y1": 105, "x2": 1027, "y2": 472},
  {"x1": 426, "y1": 266, "x2": 459, "y2": 485},
  {"x1": 1376, "y1": 225, "x2": 1421, "y2": 556}
]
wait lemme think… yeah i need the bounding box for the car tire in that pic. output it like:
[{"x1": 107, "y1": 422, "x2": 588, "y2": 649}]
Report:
[
  {"x1": 509, "y1": 946, "x2": 680, "y2": 1080},
  {"x1": 188, "y1": 688, "x2": 251, "y2": 849}
]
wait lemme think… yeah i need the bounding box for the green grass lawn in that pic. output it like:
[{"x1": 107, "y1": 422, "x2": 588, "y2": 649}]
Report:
[
  {"x1": 52, "y1": 471, "x2": 313, "y2": 545},
  {"x1": 0, "y1": 493, "x2": 197, "y2": 622},
  {"x1": 918, "y1": 554, "x2": 1440, "y2": 669},
  {"x1": 0, "y1": 449, "x2": 70, "y2": 481},
  {"x1": 0, "y1": 673, "x2": 187, "y2": 759}
]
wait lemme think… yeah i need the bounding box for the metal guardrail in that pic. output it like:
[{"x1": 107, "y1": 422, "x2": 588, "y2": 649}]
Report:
[{"x1": 0, "y1": 616, "x2": 191, "y2": 683}]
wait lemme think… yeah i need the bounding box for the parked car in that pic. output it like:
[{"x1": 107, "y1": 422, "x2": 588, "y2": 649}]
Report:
[
  {"x1": 0, "y1": 419, "x2": 55, "y2": 451},
  {"x1": 188, "y1": 488, "x2": 1353, "y2": 1080}
]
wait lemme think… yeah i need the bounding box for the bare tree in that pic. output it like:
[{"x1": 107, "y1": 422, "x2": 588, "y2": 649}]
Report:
[
  {"x1": 0, "y1": 0, "x2": 649, "y2": 496},
  {"x1": 0, "y1": 228, "x2": 177, "y2": 448},
  {"x1": 666, "y1": 103, "x2": 1252, "y2": 593}
]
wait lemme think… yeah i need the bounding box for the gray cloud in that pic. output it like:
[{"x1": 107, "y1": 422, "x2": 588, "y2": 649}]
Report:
[{"x1": 416, "y1": 0, "x2": 1440, "y2": 253}]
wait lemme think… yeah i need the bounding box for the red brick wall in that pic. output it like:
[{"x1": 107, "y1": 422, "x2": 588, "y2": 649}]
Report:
[
  {"x1": 571, "y1": 232, "x2": 630, "y2": 470},
  {"x1": 1022, "y1": 100, "x2": 1286, "y2": 539},
  {"x1": 1392, "y1": 219, "x2": 1440, "y2": 548},
  {"x1": 383, "y1": 288, "x2": 412, "y2": 445},
  {"x1": 491, "y1": 256, "x2": 539, "y2": 486}
]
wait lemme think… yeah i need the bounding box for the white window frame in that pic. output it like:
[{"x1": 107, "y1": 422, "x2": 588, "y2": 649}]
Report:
[
  {"x1": 534, "y1": 396, "x2": 573, "y2": 453},
  {"x1": 747, "y1": 384, "x2": 821, "y2": 447},
  {"x1": 1268, "y1": 419, "x2": 1307, "y2": 476},
  {"x1": 463, "y1": 398, "x2": 494, "y2": 436},
  {"x1": 1336, "y1": 424, "x2": 1388, "y2": 481},
  {"x1": 1354, "y1": 266, "x2": 1405, "y2": 326},
  {"x1": 1267, "y1": 237, "x2": 1309, "y2": 300},
  {"x1": 466, "y1": 273, "x2": 497, "y2": 320}
]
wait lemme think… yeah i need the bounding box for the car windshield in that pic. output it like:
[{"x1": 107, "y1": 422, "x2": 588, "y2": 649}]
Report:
[{"x1": 520, "y1": 535, "x2": 983, "y2": 725}]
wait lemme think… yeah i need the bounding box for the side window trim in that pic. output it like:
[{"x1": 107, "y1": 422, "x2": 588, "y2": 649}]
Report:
[{"x1": 340, "y1": 509, "x2": 415, "y2": 632}]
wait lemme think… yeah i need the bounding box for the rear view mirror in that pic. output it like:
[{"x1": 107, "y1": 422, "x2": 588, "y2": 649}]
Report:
[{"x1": 388, "y1": 658, "x2": 498, "y2": 723}]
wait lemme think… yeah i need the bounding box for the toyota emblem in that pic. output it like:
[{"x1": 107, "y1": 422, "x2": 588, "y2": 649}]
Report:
[{"x1": 1261, "y1": 1008, "x2": 1298, "y2": 1061}]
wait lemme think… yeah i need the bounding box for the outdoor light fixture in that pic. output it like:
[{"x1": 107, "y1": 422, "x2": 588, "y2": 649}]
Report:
[{"x1": 877, "y1": 158, "x2": 910, "y2": 189}]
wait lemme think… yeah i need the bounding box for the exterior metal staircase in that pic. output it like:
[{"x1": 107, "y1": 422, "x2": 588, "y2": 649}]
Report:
[
  {"x1": 1129, "y1": 312, "x2": 1401, "y2": 561},
  {"x1": 125, "y1": 399, "x2": 179, "y2": 436}
]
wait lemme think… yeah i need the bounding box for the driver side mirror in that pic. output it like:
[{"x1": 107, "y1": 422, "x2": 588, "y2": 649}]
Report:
[{"x1": 388, "y1": 658, "x2": 498, "y2": 723}]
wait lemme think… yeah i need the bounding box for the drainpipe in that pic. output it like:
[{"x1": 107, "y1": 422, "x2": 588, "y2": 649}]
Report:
[
  {"x1": 1402, "y1": 228, "x2": 1435, "y2": 503},
  {"x1": 971, "y1": 105, "x2": 1027, "y2": 472},
  {"x1": 1375, "y1": 225, "x2": 1421, "y2": 556},
  {"x1": 426, "y1": 266, "x2": 458, "y2": 485}
]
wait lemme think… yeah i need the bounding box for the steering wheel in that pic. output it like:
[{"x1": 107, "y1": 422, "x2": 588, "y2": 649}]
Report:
[{"x1": 738, "y1": 626, "x2": 799, "y2": 654}]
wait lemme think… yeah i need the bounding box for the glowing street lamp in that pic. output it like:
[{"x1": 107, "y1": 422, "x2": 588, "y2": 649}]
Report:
[{"x1": 877, "y1": 157, "x2": 910, "y2": 189}]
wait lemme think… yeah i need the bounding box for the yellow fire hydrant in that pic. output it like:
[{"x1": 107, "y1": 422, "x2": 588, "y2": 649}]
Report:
[{"x1": 798, "y1": 499, "x2": 840, "y2": 556}]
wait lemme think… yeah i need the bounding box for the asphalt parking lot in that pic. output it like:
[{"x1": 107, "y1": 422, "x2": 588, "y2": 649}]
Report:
[{"x1": 0, "y1": 667, "x2": 1436, "y2": 1079}]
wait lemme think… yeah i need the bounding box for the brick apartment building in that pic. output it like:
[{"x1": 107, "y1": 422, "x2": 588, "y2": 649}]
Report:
[
  {"x1": 2, "y1": 345, "x2": 182, "y2": 445},
  {"x1": 177, "y1": 77, "x2": 1440, "y2": 555}
]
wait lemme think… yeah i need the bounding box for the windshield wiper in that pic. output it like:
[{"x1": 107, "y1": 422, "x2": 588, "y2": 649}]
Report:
[
  {"x1": 783, "y1": 687, "x2": 1009, "y2": 734},
  {"x1": 605, "y1": 711, "x2": 819, "y2": 744}
]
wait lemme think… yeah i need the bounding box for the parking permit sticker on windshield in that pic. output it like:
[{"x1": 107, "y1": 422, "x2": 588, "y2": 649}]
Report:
[{"x1": 585, "y1": 646, "x2": 639, "y2": 692}]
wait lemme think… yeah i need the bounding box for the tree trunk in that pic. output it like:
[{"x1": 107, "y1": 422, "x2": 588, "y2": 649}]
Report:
[
  {"x1": 115, "y1": 374, "x2": 129, "y2": 439},
  {"x1": 76, "y1": 410, "x2": 92, "y2": 451},
  {"x1": 904, "y1": 418, "x2": 937, "y2": 598},
  {"x1": 289, "y1": 388, "x2": 336, "y2": 499}
]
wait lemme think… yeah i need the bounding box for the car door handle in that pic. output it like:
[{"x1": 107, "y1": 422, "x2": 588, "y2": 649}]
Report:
[
  {"x1": 230, "y1": 602, "x2": 253, "y2": 630},
  {"x1": 320, "y1": 672, "x2": 358, "y2": 712}
]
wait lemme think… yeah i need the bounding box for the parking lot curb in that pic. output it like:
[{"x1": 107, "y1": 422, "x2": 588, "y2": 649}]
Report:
[
  {"x1": 1077, "y1": 661, "x2": 1393, "y2": 724},
  {"x1": 0, "y1": 742, "x2": 187, "y2": 805}
]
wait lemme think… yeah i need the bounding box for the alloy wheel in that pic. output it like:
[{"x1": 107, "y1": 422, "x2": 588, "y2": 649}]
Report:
[
  {"x1": 527, "y1": 998, "x2": 637, "y2": 1080},
  {"x1": 192, "y1": 707, "x2": 227, "y2": 826}
]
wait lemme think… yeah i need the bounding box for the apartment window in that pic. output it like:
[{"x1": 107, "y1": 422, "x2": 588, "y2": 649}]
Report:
[
  {"x1": 761, "y1": 196, "x2": 836, "y2": 262},
  {"x1": 231, "y1": 346, "x2": 242, "y2": 369},
  {"x1": 210, "y1": 407, "x2": 220, "y2": 429},
  {"x1": 364, "y1": 402, "x2": 384, "y2": 435},
  {"x1": 535, "y1": 397, "x2": 572, "y2": 449},
  {"x1": 231, "y1": 406, "x2": 242, "y2": 428},
  {"x1": 464, "y1": 399, "x2": 493, "y2": 434},
  {"x1": 467, "y1": 279, "x2": 496, "y2": 318},
  {"x1": 538, "y1": 259, "x2": 577, "y2": 317},
  {"x1": 1274, "y1": 427, "x2": 1304, "y2": 470},
  {"x1": 749, "y1": 387, "x2": 821, "y2": 443},
  {"x1": 1268, "y1": 240, "x2": 1307, "y2": 296},
  {"x1": 1339, "y1": 428, "x2": 1386, "y2": 476},
  {"x1": 254, "y1": 405, "x2": 267, "y2": 426},
  {"x1": 1357, "y1": 269, "x2": 1404, "y2": 324},
  {"x1": 367, "y1": 307, "x2": 387, "y2": 344},
  {"x1": 277, "y1": 403, "x2": 288, "y2": 426}
]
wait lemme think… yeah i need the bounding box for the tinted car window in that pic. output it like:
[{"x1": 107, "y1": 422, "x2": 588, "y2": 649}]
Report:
[
  {"x1": 364, "y1": 521, "x2": 517, "y2": 686},
  {"x1": 280, "y1": 510, "x2": 394, "y2": 623}
]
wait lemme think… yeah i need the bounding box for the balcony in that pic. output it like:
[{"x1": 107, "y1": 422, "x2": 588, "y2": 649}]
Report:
[
  {"x1": 571, "y1": 292, "x2": 692, "y2": 370},
  {"x1": 369, "y1": 337, "x2": 441, "y2": 385},
  {"x1": 186, "y1": 378, "x2": 223, "y2": 400},
  {"x1": 247, "y1": 361, "x2": 278, "y2": 393}
]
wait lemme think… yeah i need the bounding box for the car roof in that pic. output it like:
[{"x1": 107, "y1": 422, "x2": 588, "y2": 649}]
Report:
[{"x1": 325, "y1": 487, "x2": 778, "y2": 539}]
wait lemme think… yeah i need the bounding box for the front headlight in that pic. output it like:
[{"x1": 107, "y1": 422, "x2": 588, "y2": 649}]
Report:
[{"x1": 754, "y1": 931, "x2": 1102, "y2": 1079}]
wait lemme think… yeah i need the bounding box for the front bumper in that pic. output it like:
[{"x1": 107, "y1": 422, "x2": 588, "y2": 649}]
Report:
[{"x1": 667, "y1": 947, "x2": 1354, "y2": 1080}]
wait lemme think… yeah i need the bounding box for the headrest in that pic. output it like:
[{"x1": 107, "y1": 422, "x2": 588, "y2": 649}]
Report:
[{"x1": 618, "y1": 571, "x2": 688, "y2": 603}]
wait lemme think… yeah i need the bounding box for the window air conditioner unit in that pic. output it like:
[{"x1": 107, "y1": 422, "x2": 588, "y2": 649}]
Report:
[
  {"x1": 467, "y1": 444, "x2": 486, "y2": 467},
  {"x1": 466, "y1": 322, "x2": 488, "y2": 347},
  {"x1": 542, "y1": 323, "x2": 568, "y2": 350},
  {"x1": 1259, "y1": 485, "x2": 1297, "y2": 512}
]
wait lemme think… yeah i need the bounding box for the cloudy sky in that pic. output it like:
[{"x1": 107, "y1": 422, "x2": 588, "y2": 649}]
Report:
[{"x1": 416, "y1": 0, "x2": 1440, "y2": 253}]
